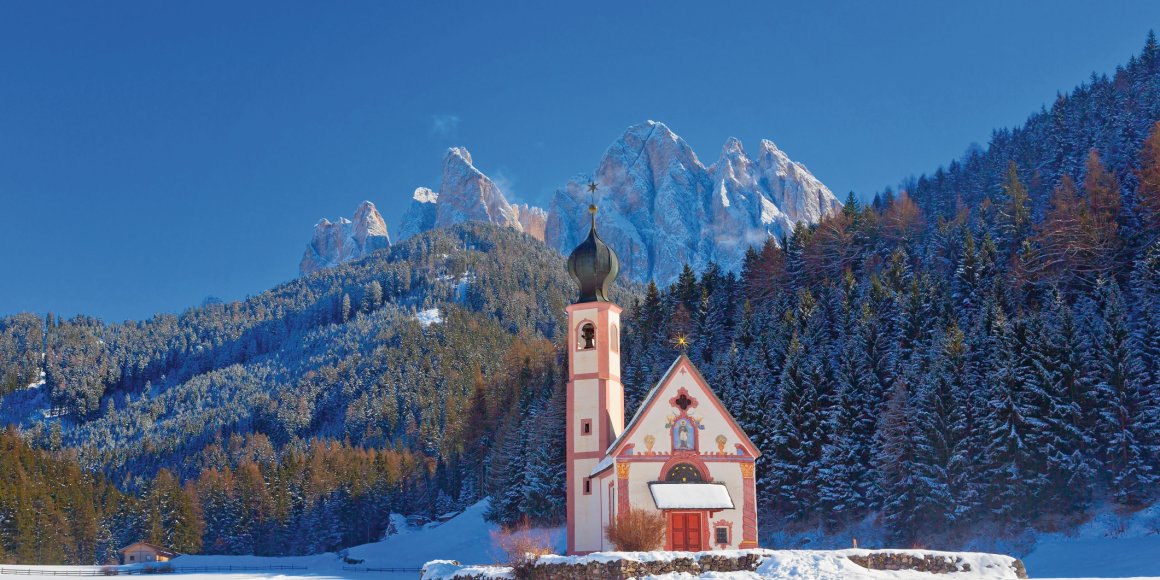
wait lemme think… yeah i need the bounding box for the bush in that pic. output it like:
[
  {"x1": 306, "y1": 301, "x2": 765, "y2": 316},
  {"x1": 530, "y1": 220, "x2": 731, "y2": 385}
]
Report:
[
  {"x1": 490, "y1": 516, "x2": 555, "y2": 578},
  {"x1": 99, "y1": 566, "x2": 120, "y2": 576},
  {"x1": 605, "y1": 508, "x2": 666, "y2": 551}
]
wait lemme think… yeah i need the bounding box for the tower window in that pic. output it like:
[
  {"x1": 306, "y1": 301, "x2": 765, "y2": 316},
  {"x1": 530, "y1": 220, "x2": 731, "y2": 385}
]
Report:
[
  {"x1": 611, "y1": 323, "x2": 619, "y2": 352},
  {"x1": 579, "y1": 322, "x2": 596, "y2": 350},
  {"x1": 583, "y1": 478, "x2": 592, "y2": 495},
  {"x1": 581, "y1": 419, "x2": 592, "y2": 435}
]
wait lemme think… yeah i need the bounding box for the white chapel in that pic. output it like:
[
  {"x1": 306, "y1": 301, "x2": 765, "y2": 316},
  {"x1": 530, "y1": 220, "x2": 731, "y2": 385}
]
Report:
[{"x1": 564, "y1": 204, "x2": 761, "y2": 554}]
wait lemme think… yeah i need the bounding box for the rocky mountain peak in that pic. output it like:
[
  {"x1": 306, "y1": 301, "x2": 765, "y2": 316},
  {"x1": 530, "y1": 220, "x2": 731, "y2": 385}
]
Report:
[
  {"x1": 299, "y1": 122, "x2": 838, "y2": 282},
  {"x1": 434, "y1": 147, "x2": 523, "y2": 232},
  {"x1": 299, "y1": 201, "x2": 391, "y2": 276}
]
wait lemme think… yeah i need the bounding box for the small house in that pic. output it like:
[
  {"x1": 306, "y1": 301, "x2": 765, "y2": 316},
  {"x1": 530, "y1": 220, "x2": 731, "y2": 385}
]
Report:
[{"x1": 118, "y1": 541, "x2": 179, "y2": 564}]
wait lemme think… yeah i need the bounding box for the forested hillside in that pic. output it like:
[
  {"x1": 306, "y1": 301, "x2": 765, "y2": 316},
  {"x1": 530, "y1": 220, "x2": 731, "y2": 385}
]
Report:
[
  {"x1": 614, "y1": 36, "x2": 1160, "y2": 546},
  {"x1": 0, "y1": 223, "x2": 612, "y2": 562},
  {"x1": 3, "y1": 33, "x2": 1160, "y2": 565}
]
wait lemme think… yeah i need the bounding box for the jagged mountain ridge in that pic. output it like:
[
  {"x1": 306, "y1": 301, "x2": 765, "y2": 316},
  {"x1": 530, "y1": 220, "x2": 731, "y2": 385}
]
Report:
[
  {"x1": 307, "y1": 121, "x2": 840, "y2": 283},
  {"x1": 546, "y1": 121, "x2": 841, "y2": 283},
  {"x1": 299, "y1": 201, "x2": 391, "y2": 276}
]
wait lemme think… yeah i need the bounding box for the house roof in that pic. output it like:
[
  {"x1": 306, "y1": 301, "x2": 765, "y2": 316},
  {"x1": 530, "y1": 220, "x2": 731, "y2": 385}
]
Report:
[
  {"x1": 604, "y1": 354, "x2": 760, "y2": 459},
  {"x1": 118, "y1": 541, "x2": 179, "y2": 558}
]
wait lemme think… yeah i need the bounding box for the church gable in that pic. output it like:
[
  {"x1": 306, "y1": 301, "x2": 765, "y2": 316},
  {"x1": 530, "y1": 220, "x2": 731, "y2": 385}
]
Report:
[{"x1": 609, "y1": 355, "x2": 759, "y2": 459}]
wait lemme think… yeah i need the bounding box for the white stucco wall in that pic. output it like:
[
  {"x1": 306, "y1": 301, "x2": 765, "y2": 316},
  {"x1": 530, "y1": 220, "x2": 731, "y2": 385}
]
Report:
[{"x1": 607, "y1": 357, "x2": 756, "y2": 550}]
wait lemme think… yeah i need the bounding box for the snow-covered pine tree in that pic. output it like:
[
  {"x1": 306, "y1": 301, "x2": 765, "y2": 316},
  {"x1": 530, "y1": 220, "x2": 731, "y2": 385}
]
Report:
[
  {"x1": 816, "y1": 327, "x2": 877, "y2": 528},
  {"x1": 980, "y1": 309, "x2": 1048, "y2": 522},
  {"x1": 1092, "y1": 279, "x2": 1158, "y2": 505},
  {"x1": 518, "y1": 384, "x2": 566, "y2": 525},
  {"x1": 873, "y1": 380, "x2": 918, "y2": 543},
  {"x1": 910, "y1": 324, "x2": 976, "y2": 534},
  {"x1": 1034, "y1": 291, "x2": 1098, "y2": 512}
]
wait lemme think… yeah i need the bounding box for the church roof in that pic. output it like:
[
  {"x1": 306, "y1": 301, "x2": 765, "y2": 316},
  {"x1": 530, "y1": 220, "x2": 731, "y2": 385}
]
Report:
[
  {"x1": 566, "y1": 204, "x2": 619, "y2": 303},
  {"x1": 603, "y1": 353, "x2": 760, "y2": 461}
]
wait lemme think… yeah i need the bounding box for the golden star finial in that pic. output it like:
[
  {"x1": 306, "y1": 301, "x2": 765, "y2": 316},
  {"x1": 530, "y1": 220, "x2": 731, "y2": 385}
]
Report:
[
  {"x1": 671, "y1": 334, "x2": 691, "y2": 351},
  {"x1": 587, "y1": 181, "x2": 598, "y2": 194}
]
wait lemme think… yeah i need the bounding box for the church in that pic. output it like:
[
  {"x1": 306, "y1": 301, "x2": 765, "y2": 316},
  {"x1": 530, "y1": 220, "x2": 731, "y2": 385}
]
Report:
[{"x1": 564, "y1": 203, "x2": 761, "y2": 555}]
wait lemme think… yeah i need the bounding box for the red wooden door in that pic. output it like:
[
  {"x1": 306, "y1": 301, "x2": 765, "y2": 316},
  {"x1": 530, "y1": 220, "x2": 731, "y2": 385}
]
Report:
[{"x1": 670, "y1": 513, "x2": 703, "y2": 551}]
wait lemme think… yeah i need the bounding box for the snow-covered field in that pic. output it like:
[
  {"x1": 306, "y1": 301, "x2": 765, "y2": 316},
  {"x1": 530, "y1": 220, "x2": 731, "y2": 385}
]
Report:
[
  {"x1": 2, "y1": 500, "x2": 1157, "y2": 579},
  {"x1": 1022, "y1": 504, "x2": 1160, "y2": 579}
]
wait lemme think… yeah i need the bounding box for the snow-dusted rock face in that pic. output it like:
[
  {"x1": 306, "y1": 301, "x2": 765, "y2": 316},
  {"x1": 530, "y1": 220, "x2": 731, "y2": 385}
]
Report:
[
  {"x1": 299, "y1": 201, "x2": 391, "y2": 276},
  {"x1": 703, "y1": 137, "x2": 840, "y2": 275},
  {"x1": 434, "y1": 147, "x2": 523, "y2": 232},
  {"x1": 394, "y1": 148, "x2": 533, "y2": 244},
  {"x1": 397, "y1": 187, "x2": 440, "y2": 240},
  {"x1": 514, "y1": 203, "x2": 548, "y2": 241},
  {"x1": 312, "y1": 123, "x2": 837, "y2": 282},
  {"x1": 544, "y1": 121, "x2": 841, "y2": 284}
]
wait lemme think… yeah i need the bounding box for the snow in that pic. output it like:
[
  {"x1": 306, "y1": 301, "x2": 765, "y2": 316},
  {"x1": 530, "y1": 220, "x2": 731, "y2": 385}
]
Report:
[
  {"x1": 416, "y1": 308, "x2": 444, "y2": 327},
  {"x1": 20, "y1": 375, "x2": 45, "y2": 391},
  {"x1": 3, "y1": 499, "x2": 1157, "y2": 579},
  {"x1": 589, "y1": 453, "x2": 613, "y2": 476},
  {"x1": 649, "y1": 482, "x2": 735, "y2": 509},
  {"x1": 413, "y1": 187, "x2": 439, "y2": 204},
  {"x1": 427, "y1": 549, "x2": 1031, "y2": 580},
  {"x1": 1022, "y1": 504, "x2": 1160, "y2": 578},
  {"x1": 0, "y1": 499, "x2": 560, "y2": 580}
]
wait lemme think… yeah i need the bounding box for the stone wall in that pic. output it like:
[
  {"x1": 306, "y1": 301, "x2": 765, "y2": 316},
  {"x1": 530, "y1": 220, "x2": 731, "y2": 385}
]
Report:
[
  {"x1": 525, "y1": 552, "x2": 764, "y2": 579},
  {"x1": 847, "y1": 552, "x2": 1028, "y2": 579},
  {"x1": 422, "y1": 549, "x2": 1029, "y2": 580}
]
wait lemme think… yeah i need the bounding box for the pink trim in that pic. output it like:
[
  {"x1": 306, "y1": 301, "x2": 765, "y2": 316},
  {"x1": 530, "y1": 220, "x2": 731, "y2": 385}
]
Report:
[
  {"x1": 658, "y1": 451, "x2": 714, "y2": 482},
  {"x1": 741, "y1": 465, "x2": 758, "y2": 549},
  {"x1": 610, "y1": 356, "x2": 758, "y2": 457},
  {"x1": 574, "y1": 318, "x2": 597, "y2": 351},
  {"x1": 617, "y1": 462, "x2": 630, "y2": 517},
  {"x1": 667, "y1": 387, "x2": 699, "y2": 410},
  {"x1": 712, "y1": 519, "x2": 733, "y2": 548},
  {"x1": 615, "y1": 453, "x2": 752, "y2": 463},
  {"x1": 564, "y1": 301, "x2": 624, "y2": 555},
  {"x1": 608, "y1": 482, "x2": 615, "y2": 526}
]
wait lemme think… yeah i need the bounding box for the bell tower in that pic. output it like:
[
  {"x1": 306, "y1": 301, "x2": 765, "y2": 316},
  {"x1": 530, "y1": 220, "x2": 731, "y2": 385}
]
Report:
[{"x1": 565, "y1": 201, "x2": 624, "y2": 555}]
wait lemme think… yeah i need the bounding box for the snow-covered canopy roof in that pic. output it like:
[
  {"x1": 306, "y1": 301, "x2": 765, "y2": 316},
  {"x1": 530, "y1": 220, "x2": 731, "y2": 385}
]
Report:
[{"x1": 648, "y1": 482, "x2": 735, "y2": 510}]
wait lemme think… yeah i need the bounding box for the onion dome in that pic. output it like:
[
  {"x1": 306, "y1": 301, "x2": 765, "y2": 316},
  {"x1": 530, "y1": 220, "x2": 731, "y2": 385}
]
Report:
[{"x1": 566, "y1": 204, "x2": 620, "y2": 303}]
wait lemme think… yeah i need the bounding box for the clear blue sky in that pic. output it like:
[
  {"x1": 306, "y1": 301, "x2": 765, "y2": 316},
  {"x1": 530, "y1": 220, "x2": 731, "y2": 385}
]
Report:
[{"x1": 2, "y1": 2, "x2": 1158, "y2": 322}]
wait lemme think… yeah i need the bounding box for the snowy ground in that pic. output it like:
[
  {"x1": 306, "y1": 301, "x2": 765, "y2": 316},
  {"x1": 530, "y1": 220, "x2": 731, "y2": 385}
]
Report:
[
  {"x1": 427, "y1": 549, "x2": 1028, "y2": 580},
  {"x1": 1, "y1": 500, "x2": 1157, "y2": 579},
  {"x1": 1021, "y1": 504, "x2": 1160, "y2": 579}
]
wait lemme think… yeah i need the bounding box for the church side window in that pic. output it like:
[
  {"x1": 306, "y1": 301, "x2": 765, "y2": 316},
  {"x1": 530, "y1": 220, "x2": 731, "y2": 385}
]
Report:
[
  {"x1": 578, "y1": 322, "x2": 596, "y2": 350},
  {"x1": 715, "y1": 525, "x2": 730, "y2": 546}
]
